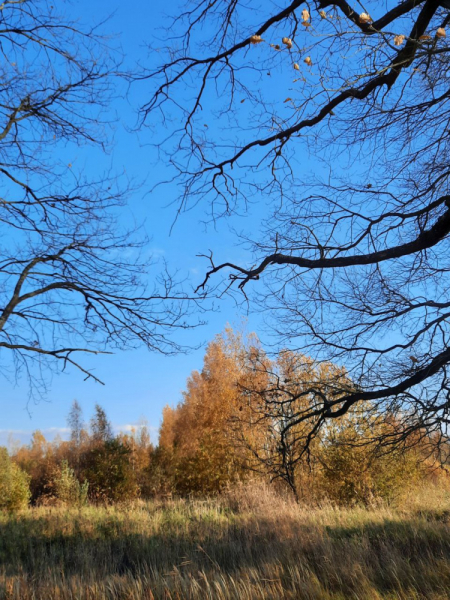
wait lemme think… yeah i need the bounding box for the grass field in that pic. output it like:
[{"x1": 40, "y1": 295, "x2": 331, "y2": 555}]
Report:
[{"x1": 1, "y1": 485, "x2": 450, "y2": 600}]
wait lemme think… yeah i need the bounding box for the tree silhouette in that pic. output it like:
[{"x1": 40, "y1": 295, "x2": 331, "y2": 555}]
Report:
[
  {"x1": 142, "y1": 0, "x2": 450, "y2": 451},
  {"x1": 0, "y1": 0, "x2": 198, "y2": 396}
]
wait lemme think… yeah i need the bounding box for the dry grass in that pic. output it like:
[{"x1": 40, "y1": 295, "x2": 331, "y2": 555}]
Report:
[{"x1": 1, "y1": 483, "x2": 450, "y2": 599}]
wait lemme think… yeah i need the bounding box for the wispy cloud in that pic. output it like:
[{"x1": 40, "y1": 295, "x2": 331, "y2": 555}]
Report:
[
  {"x1": 0, "y1": 424, "x2": 158, "y2": 448},
  {"x1": 113, "y1": 423, "x2": 158, "y2": 443},
  {"x1": 0, "y1": 427, "x2": 70, "y2": 435},
  {"x1": 0, "y1": 427, "x2": 70, "y2": 449},
  {"x1": 113, "y1": 423, "x2": 158, "y2": 433},
  {"x1": 114, "y1": 423, "x2": 136, "y2": 433}
]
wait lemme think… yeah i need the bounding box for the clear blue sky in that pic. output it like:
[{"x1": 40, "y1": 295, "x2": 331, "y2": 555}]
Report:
[
  {"x1": 1, "y1": 0, "x2": 271, "y2": 446},
  {"x1": 1, "y1": 0, "x2": 404, "y2": 447}
]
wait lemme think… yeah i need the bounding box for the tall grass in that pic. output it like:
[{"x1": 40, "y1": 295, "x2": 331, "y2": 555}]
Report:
[{"x1": 1, "y1": 483, "x2": 450, "y2": 599}]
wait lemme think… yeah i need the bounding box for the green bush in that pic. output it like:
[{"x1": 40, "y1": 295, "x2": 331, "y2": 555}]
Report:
[
  {"x1": 53, "y1": 460, "x2": 89, "y2": 506},
  {"x1": 0, "y1": 447, "x2": 30, "y2": 511},
  {"x1": 82, "y1": 439, "x2": 138, "y2": 503}
]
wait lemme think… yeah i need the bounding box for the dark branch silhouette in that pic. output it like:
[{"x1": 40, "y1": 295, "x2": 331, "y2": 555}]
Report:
[
  {"x1": 0, "y1": 0, "x2": 201, "y2": 397},
  {"x1": 141, "y1": 0, "x2": 450, "y2": 450}
]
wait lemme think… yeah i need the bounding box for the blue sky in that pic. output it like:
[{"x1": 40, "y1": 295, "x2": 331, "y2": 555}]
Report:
[
  {"x1": 0, "y1": 0, "x2": 420, "y2": 447},
  {"x1": 1, "y1": 0, "x2": 269, "y2": 447},
  {"x1": 4, "y1": 0, "x2": 384, "y2": 446}
]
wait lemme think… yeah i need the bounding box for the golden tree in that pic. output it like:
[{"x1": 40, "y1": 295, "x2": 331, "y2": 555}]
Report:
[
  {"x1": 158, "y1": 328, "x2": 259, "y2": 494},
  {"x1": 236, "y1": 349, "x2": 352, "y2": 500}
]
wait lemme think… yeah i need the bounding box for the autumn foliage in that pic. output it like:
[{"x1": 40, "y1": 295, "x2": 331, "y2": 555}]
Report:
[
  {"x1": 10, "y1": 405, "x2": 149, "y2": 506},
  {"x1": 155, "y1": 328, "x2": 440, "y2": 503},
  {"x1": 1, "y1": 327, "x2": 444, "y2": 509}
]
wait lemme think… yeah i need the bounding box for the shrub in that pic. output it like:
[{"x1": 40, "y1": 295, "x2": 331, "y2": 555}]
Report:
[
  {"x1": 53, "y1": 460, "x2": 89, "y2": 507},
  {"x1": 82, "y1": 439, "x2": 138, "y2": 503},
  {"x1": 0, "y1": 447, "x2": 30, "y2": 511},
  {"x1": 318, "y1": 419, "x2": 423, "y2": 505}
]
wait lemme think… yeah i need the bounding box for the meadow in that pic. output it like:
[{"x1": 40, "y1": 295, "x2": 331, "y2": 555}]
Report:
[{"x1": 1, "y1": 484, "x2": 450, "y2": 600}]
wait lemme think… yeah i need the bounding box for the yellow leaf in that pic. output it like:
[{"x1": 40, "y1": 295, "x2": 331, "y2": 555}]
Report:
[
  {"x1": 359, "y1": 12, "x2": 371, "y2": 24},
  {"x1": 437, "y1": 27, "x2": 446, "y2": 38},
  {"x1": 249, "y1": 35, "x2": 263, "y2": 44},
  {"x1": 293, "y1": 63, "x2": 300, "y2": 70},
  {"x1": 304, "y1": 56, "x2": 312, "y2": 66},
  {"x1": 394, "y1": 34, "x2": 405, "y2": 46}
]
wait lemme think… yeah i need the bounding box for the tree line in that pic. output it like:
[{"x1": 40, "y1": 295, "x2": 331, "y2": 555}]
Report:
[{"x1": 1, "y1": 327, "x2": 446, "y2": 510}]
